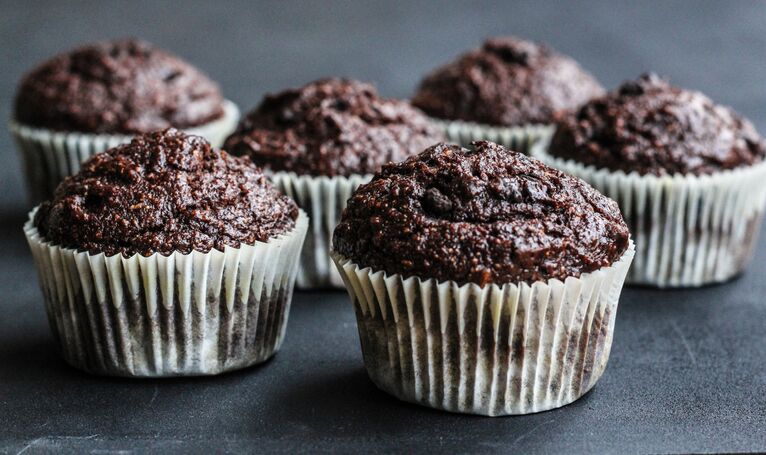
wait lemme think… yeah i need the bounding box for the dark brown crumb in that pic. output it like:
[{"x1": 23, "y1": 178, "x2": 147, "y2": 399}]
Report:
[
  {"x1": 224, "y1": 78, "x2": 445, "y2": 176},
  {"x1": 548, "y1": 73, "x2": 766, "y2": 176},
  {"x1": 15, "y1": 38, "x2": 225, "y2": 134},
  {"x1": 412, "y1": 36, "x2": 604, "y2": 126},
  {"x1": 34, "y1": 129, "x2": 298, "y2": 257},
  {"x1": 333, "y1": 141, "x2": 629, "y2": 285}
]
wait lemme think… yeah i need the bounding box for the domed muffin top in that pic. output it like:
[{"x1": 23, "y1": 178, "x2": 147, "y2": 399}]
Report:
[
  {"x1": 333, "y1": 141, "x2": 630, "y2": 285},
  {"x1": 34, "y1": 129, "x2": 298, "y2": 257},
  {"x1": 548, "y1": 73, "x2": 766, "y2": 176},
  {"x1": 411, "y1": 36, "x2": 604, "y2": 126},
  {"x1": 15, "y1": 39, "x2": 225, "y2": 134},
  {"x1": 223, "y1": 78, "x2": 445, "y2": 177}
]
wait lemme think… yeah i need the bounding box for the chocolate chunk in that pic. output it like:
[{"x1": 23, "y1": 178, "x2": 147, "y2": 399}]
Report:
[
  {"x1": 423, "y1": 187, "x2": 453, "y2": 215},
  {"x1": 223, "y1": 78, "x2": 445, "y2": 176},
  {"x1": 15, "y1": 39, "x2": 225, "y2": 134},
  {"x1": 549, "y1": 73, "x2": 766, "y2": 176},
  {"x1": 333, "y1": 141, "x2": 630, "y2": 285},
  {"x1": 34, "y1": 129, "x2": 298, "y2": 257},
  {"x1": 412, "y1": 36, "x2": 604, "y2": 126}
]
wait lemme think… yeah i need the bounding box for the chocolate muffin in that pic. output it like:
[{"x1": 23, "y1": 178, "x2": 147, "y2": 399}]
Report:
[
  {"x1": 224, "y1": 78, "x2": 445, "y2": 289},
  {"x1": 35, "y1": 128, "x2": 298, "y2": 257},
  {"x1": 548, "y1": 73, "x2": 766, "y2": 176},
  {"x1": 334, "y1": 141, "x2": 629, "y2": 285},
  {"x1": 25, "y1": 129, "x2": 308, "y2": 376},
  {"x1": 412, "y1": 36, "x2": 604, "y2": 127},
  {"x1": 331, "y1": 141, "x2": 635, "y2": 415},
  {"x1": 11, "y1": 39, "x2": 240, "y2": 205},
  {"x1": 224, "y1": 78, "x2": 444, "y2": 177},
  {"x1": 15, "y1": 39, "x2": 225, "y2": 134},
  {"x1": 537, "y1": 74, "x2": 766, "y2": 287}
]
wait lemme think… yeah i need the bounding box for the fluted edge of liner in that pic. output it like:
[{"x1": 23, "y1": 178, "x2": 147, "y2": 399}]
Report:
[
  {"x1": 533, "y1": 142, "x2": 766, "y2": 287},
  {"x1": 24, "y1": 208, "x2": 307, "y2": 377},
  {"x1": 270, "y1": 171, "x2": 371, "y2": 289},
  {"x1": 9, "y1": 100, "x2": 240, "y2": 205},
  {"x1": 331, "y1": 241, "x2": 635, "y2": 416},
  {"x1": 430, "y1": 118, "x2": 554, "y2": 155}
]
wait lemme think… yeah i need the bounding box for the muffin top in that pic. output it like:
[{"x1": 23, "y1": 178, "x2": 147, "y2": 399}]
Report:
[
  {"x1": 223, "y1": 78, "x2": 445, "y2": 177},
  {"x1": 34, "y1": 129, "x2": 298, "y2": 257},
  {"x1": 333, "y1": 141, "x2": 630, "y2": 286},
  {"x1": 548, "y1": 73, "x2": 766, "y2": 176},
  {"x1": 411, "y1": 36, "x2": 604, "y2": 126},
  {"x1": 15, "y1": 39, "x2": 225, "y2": 134}
]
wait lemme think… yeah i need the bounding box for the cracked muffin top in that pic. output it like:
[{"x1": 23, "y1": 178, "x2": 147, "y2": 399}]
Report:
[
  {"x1": 223, "y1": 78, "x2": 445, "y2": 176},
  {"x1": 412, "y1": 36, "x2": 604, "y2": 126},
  {"x1": 333, "y1": 141, "x2": 629, "y2": 285},
  {"x1": 15, "y1": 39, "x2": 225, "y2": 134},
  {"x1": 548, "y1": 73, "x2": 766, "y2": 176},
  {"x1": 34, "y1": 129, "x2": 298, "y2": 257}
]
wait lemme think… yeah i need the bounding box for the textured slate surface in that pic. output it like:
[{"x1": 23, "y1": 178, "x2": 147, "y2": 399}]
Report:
[{"x1": 1, "y1": 1, "x2": 765, "y2": 453}]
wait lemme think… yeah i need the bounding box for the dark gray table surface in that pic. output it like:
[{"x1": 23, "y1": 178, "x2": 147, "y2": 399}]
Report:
[{"x1": 1, "y1": 1, "x2": 766, "y2": 454}]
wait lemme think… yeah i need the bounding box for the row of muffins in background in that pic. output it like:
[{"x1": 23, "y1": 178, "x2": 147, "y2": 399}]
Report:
[
  {"x1": 8, "y1": 36, "x2": 606, "y2": 290},
  {"x1": 12, "y1": 37, "x2": 766, "y2": 416},
  {"x1": 12, "y1": 37, "x2": 766, "y2": 289}
]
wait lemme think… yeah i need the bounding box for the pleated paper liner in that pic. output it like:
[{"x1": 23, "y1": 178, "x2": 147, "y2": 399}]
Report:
[
  {"x1": 270, "y1": 171, "x2": 372, "y2": 289},
  {"x1": 532, "y1": 143, "x2": 766, "y2": 287},
  {"x1": 24, "y1": 209, "x2": 307, "y2": 377},
  {"x1": 431, "y1": 118, "x2": 554, "y2": 154},
  {"x1": 332, "y1": 242, "x2": 635, "y2": 416},
  {"x1": 10, "y1": 100, "x2": 240, "y2": 205}
]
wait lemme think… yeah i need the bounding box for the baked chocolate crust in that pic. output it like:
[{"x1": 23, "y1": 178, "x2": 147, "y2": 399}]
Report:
[
  {"x1": 333, "y1": 141, "x2": 629, "y2": 285},
  {"x1": 34, "y1": 129, "x2": 298, "y2": 257},
  {"x1": 411, "y1": 36, "x2": 604, "y2": 126},
  {"x1": 548, "y1": 73, "x2": 766, "y2": 176},
  {"x1": 15, "y1": 39, "x2": 225, "y2": 134},
  {"x1": 223, "y1": 78, "x2": 445, "y2": 176}
]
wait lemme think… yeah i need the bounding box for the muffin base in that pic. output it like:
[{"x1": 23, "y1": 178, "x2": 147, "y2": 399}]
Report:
[
  {"x1": 10, "y1": 100, "x2": 240, "y2": 205},
  {"x1": 270, "y1": 171, "x2": 371, "y2": 289},
  {"x1": 24, "y1": 209, "x2": 307, "y2": 377},
  {"x1": 331, "y1": 242, "x2": 635, "y2": 416},
  {"x1": 432, "y1": 118, "x2": 554, "y2": 154},
  {"x1": 533, "y1": 144, "x2": 766, "y2": 287}
]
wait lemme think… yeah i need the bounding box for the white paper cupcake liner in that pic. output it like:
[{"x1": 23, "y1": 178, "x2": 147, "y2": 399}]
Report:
[
  {"x1": 24, "y1": 209, "x2": 307, "y2": 377},
  {"x1": 432, "y1": 118, "x2": 554, "y2": 154},
  {"x1": 270, "y1": 172, "x2": 371, "y2": 289},
  {"x1": 533, "y1": 143, "x2": 766, "y2": 287},
  {"x1": 331, "y1": 242, "x2": 635, "y2": 416},
  {"x1": 10, "y1": 100, "x2": 240, "y2": 205}
]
